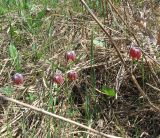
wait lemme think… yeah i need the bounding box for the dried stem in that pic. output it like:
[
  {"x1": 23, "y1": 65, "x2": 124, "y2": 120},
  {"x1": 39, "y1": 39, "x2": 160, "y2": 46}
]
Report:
[
  {"x1": 79, "y1": 0, "x2": 160, "y2": 112},
  {"x1": 80, "y1": 0, "x2": 126, "y2": 67},
  {"x1": 0, "y1": 93, "x2": 121, "y2": 138}
]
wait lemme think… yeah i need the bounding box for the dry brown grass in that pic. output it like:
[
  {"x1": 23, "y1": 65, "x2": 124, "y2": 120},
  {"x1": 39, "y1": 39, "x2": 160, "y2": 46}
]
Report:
[{"x1": 0, "y1": 0, "x2": 160, "y2": 138}]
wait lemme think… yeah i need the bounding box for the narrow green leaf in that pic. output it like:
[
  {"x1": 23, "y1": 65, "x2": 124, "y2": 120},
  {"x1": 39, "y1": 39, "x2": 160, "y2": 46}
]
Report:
[
  {"x1": 9, "y1": 43, "x2": 18, "y2": 60},
  {"x1": 9, "y1": 43, "x2": 21, "y2": 72},
  {"x1": 101, "y1": 86, "x2": 116, "y2": 97}
]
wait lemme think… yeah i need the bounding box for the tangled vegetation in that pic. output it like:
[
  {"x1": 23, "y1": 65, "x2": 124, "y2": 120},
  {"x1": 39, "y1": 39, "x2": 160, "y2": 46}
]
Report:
[{"x1": 0, "y1": 0, "x2": 160, "y2": 138}]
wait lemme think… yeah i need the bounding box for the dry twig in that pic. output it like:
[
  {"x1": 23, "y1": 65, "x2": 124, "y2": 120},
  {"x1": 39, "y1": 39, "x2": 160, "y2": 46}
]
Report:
[
  {"x1": 80, "y1": 0, "x2": 160, "y2": 112},
  {"x1": 0, "y1": 93, "x2": 121, "y2": 138}
]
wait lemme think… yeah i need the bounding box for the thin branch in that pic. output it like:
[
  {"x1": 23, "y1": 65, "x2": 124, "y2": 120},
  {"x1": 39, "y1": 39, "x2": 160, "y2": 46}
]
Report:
[
  {"x1": 107, "y1": 0, "x2": 160, "y2": 66},
  {"x1": 79, "y1": 0, "x2": 160, "y2": 112},
  {"x1": 80, "y1": 0, "x2": 126, "y2": 67},
  {"x1": 146, "y1": 83, "x2": 160, "y2": 92},
  {"x1": 106, "y1": 0, "x2": 141, "y2": 48},
  {"x1": 140, "y1": 48, "x2": 160, "y2": 67},
  {"x1": 131, "y1": 75, "x2": 160, "y2": 112},
  {"x1": 0, "y1": 93, "x2": 121, "y2": 138}
]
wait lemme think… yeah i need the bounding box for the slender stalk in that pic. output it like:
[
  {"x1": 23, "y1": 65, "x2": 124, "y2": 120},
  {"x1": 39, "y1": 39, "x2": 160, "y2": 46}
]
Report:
[{"x1": 0, "y1": 93, "x2": 121, "y2": 138}]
